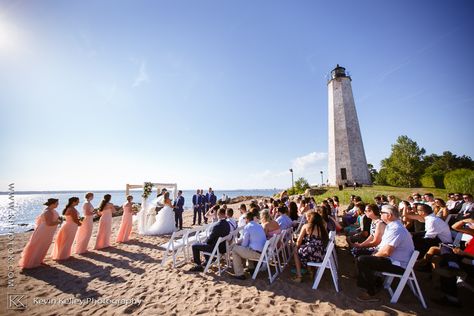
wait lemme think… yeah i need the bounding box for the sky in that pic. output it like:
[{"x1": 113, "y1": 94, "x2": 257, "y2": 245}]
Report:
[{"x1": 0, "y1": 0, "x2": 473, "y2": 191}]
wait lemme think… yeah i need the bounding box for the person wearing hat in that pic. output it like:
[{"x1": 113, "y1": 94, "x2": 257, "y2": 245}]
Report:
[{"x1": 19, "y1": 198, "x2": 62, "y2": 269}]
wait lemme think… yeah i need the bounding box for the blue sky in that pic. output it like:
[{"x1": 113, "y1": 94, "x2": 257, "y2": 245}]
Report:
[{"x1": 1, "y1": 0, "x2": 473, "y2": 190}]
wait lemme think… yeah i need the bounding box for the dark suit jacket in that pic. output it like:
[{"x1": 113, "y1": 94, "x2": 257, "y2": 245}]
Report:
[
  {"x1": 207, "y1": 193, "x2": 217, "y2": 206},
  {"x1": 173, "y1": 196, "x2": 184, "y2": 212},
  {"x1": 192, "y1": 194, "x2": 201, "y2": 206},
  {"x1": 206, "y1": 219, "x2": 230, "y2": 253}
]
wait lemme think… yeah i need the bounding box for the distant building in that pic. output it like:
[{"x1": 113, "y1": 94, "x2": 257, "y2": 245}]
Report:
[{"x1": 327, "y1": 65, "x2": 371, "y2": 186}]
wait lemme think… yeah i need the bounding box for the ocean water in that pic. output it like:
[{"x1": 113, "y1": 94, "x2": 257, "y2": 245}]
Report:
[{"x1": 0, "y1": 189, "x2": 279, "y2": 235}]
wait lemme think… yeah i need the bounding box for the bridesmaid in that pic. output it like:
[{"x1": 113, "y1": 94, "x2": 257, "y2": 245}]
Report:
[
  {"x1": 94, "y1": 194, "x2": 114, "y2": 249},
  {"x1": 75, "y1": 192, "x2": 95, "y2": 254},
  {"x1": 52, "y1": 197, "x2": 81, "y2": 260},
  {"x1": 116, "y1": 195, "x2": 134, "y2": 243},
  {"x1": 19, "y1": 198, "x2": 61, "y2": 269}
]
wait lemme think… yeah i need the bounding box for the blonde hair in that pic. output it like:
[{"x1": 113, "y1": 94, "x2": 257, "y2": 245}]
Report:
[{"x1": 260, "y1": 209, "x2": 271, "y2": 223}]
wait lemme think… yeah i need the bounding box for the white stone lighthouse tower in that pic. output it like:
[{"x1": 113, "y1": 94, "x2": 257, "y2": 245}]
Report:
[{"x1": 327, "y1": 65, "x2": 371, "y2": 186}]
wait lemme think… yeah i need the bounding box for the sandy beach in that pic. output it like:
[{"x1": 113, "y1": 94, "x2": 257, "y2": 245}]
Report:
[{"x1": 1, "y1": 203, "x2": 472, "y2": 316}]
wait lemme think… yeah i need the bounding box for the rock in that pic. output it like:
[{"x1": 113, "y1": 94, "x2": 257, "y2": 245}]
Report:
[
  {"x1": 228, "y1": 196, "x2": 268, "y2": 204},
  {"x1": 304, "y1": 188, "x2": 328, "y2": 197}
]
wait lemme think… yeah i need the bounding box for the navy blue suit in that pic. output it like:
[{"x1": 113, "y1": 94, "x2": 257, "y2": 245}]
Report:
[
  {"x1": 192, "y1": 194, "x2": 203, "y2": 225},
  {"x1": 192, "y1": 219, "x2": 230, "y2": 266},
  {"x1": 173, "y1": 195, "x2": 185, "y2": 229}
]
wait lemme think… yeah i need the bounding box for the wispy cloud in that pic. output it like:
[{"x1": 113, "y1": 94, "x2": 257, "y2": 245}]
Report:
[
  {"x1": 292, "y1": 152, "x2": 327, "y2": 171},
  {"x1": 132, "y1": 60, "x2": 149, "y2": 87}
]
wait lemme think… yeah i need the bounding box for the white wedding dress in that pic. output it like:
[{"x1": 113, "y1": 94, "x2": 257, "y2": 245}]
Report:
[{"x1": 143, "y1": 197, "x2": 176, "y2": 236}]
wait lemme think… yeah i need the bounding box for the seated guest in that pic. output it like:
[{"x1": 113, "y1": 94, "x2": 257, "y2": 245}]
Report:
[
  {"x1": 454, "y1": 194, "x2": 474, "y2": 222},
  {"x1": 288, "y1": 201, "x2": 299, "y2": 221},
  {"x1": 346, "y1": 202, "x2": 371, "y2": 243},
  {"x1": 276, "y1": 206, "x2": 293, "y2": 230},
  {"x1": 432, "y1": 216, "x2": 474, "y2": 307},
  {"x1": 260, "y1": 209, "x2": 281, "y2": 238},
  {"x1": 448, "y1": 193, "x2": 463, "y2": 213},
  {"x1": 205, "y1": 204, "x2": 220, "y2": 223},
  {"x1": 292, "y1": 211, "x2": 329, "y2": 282},
  {"x1": 356, "y1": 205, "x2": 414, "y2": 302},
  {"x1": 317, "y1": 205, "x2": 339, "y2": 233},
  {"x1": 232, "y1": 212, "x2": 267, "y2": 279},
  {"x1": 226, "y1": 208, "x2": 237, "y2": 232},
  {"x1": 342, "y1": 197, "x2": 362, "y2": 226},
  {"x1": 237, "y1": 204, "x2": 247, "y2": 227},
  {"x1": 350, "y1": 204, "x2": 386, "y2": 257},
  {"x1": 433, "y1": 198, "x2": 449, "y2": 221},
  {"x1": 412, "y1": 204, "x2": 452, "y2": 257},
  {"x1": 343, "y1": 203, "x2": 365, "y2": 235},
  {"x1": 189, "y1": 208, "x2": 230, "y2": 272}
]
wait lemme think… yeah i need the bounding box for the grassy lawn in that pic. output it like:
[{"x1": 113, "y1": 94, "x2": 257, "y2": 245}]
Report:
[{"x1": 313, "y1": 185, "x2": 448, "y2": 205}]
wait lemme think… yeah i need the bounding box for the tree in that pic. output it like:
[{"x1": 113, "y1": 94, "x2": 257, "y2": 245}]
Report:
[
  {"x1": 420, "y1": 151, "x2": 474, "y2": 188},
  {"x1": 381, "y1": 135, "x2": 426, "y2": 187},
  {"x1": 367, "y1": 163, "x2": 378, "y2": 183},
  {"x1": 288, "y1": 177, "x2": 310, "y2": 195}
]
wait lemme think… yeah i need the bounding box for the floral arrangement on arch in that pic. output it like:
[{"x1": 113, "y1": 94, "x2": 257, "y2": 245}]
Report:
[{"x1": 142, "y1": 182, "x2": 154, "y2": 199}]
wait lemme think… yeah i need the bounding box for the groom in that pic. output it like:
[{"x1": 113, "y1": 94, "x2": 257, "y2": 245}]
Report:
[{"x1": 173, "y1": 190, "x2": 185, "y2": 230}]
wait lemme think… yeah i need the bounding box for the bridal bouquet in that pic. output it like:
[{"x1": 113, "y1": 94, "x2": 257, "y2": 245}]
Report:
[
  {"x1": 132, "y1": 204, "x2": 140, "y2": 215},
  {"x1": 142, "y1": 182, "x2": 154, "y2": 199}
]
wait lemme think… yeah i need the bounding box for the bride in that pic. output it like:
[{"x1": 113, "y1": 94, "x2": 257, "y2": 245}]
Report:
[{"x1": 144, "y1": 191, "x2": 176, "y2": 235}]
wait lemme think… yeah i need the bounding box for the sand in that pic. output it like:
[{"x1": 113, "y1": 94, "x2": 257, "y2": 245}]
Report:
[{"x1": 1, "y1": 203, "x2": 472, "y2": 315}]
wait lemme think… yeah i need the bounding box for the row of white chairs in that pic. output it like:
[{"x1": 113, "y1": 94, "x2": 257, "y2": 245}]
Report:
[
  {"x1": 160, "y1": 224, "x2": 214, "y2": 268},
  {"x1": 160, "y1": 221, "x2": 428, "y2": 308}
]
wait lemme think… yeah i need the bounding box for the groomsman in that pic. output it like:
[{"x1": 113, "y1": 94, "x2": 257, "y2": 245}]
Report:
[
  {"x1": 192, "y1": 189, "x2": 202, "y2": 225},
  {"x1": 205, "y1": 188, "x2": 217, "y2": 224},
  {"x1": 173, "y1": 190, "x2": 185, "y2": 230}
]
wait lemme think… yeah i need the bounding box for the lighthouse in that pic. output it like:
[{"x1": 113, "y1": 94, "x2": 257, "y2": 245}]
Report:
[{"x1": 327, "y1": 65, "x2": 371, "y2": 186}]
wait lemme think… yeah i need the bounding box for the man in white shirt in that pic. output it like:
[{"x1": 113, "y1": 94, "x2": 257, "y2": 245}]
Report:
[
  {"x1": 237, "y1": 204, "x2": 247, "y2": 228},
  {"x1": 413, "y1": 204, "x2": 452, "y2": 257},
  {"x1": 356, "y1": 205, "x2": 414, "y2": 302}
]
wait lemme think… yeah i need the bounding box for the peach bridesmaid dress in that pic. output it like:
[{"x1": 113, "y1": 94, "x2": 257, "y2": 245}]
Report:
[
  {"x1": 75, "y1": 202, "x2": 94, "y2": 254},
  {"x1": 94, "y1": 203, "x2": 114, "y2": 249},
  {"x1": 116, "y1": 202, "x2": 133, "y2": 243},
  {"x1": 19, "y1": 209, "x2": 59, "y2": 269},
  {"x1": 52, "y1": 210, "x2": 80, "y2": 260}
]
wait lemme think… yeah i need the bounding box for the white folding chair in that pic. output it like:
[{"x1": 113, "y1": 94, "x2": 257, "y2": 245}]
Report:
[
  {"x1": 227, "y1": 226, "x2": 243, "y2": 252},
  {"x1": 203, "y1": 234, "x2": 232, "y2": 276},
  {"x1": 307, "y1": 238, "x2": 339, "y2": 292},
  {"x1": 293, "y1": 217, "x2": 305, "y2": 239},
  {"x1": 273, "y1": 231, "x2": 288, "y2": 271},
  {"x1": 252, "y1": 235, "x2": 280, "y2": 283},
  {"x1": 382, "y1": 250, "x2": 427, "y2": 309},
  {"x1": 160, "y1": 230, "x2": 189, "y2": 268},
  {"x1": 328, "y1": 230, "x2": 339, "y2": 269},
  {"x1": 284, "y1": 228, "x2": 294, "y2": 263},
  {"x1": 184, "y1": 226, "x2": 206, "y2": 259}
]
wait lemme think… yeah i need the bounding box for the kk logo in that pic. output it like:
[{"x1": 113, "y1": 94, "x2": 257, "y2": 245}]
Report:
[{"x1": 7, "y1": 294, "x2": 27, "y2": 309}]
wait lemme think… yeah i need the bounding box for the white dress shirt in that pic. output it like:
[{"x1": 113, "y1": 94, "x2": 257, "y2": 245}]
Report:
[{"x1": 424, "y1": 213, "x2": 452, "y2": 243}]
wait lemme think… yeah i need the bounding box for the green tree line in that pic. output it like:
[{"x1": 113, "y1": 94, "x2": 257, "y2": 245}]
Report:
[{"x1": 373, "y1": 135, "x2": 474, "y2": 193}]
